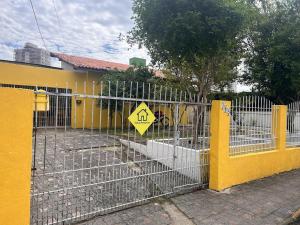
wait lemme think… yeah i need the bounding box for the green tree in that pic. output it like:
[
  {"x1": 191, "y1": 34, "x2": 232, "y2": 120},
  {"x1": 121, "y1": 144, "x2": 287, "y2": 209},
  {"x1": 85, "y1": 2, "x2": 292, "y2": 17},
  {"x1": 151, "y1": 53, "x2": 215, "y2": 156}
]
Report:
[
  {"x1": 99, "y1": 67, "x2": 155, "y2": 127},
  {"x1": 128, "y1": 0, "x2": 250, "y2": 100},
  {"x1": 242, "y1": 0, "x2": 300, "y2": 104},
  {"x1": 100, "y1": 67, "x2": 190, "y2": 129},
  {"x1": 128, "y1": 0, "x2": 251, "y2": 143}
]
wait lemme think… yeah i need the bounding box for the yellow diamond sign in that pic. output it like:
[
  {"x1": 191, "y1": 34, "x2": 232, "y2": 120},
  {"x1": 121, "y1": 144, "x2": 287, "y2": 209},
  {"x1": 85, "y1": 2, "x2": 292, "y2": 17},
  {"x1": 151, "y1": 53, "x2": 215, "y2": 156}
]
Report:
[{"x1": 128, "y1": 102, "x2": 156, "y2": 135}]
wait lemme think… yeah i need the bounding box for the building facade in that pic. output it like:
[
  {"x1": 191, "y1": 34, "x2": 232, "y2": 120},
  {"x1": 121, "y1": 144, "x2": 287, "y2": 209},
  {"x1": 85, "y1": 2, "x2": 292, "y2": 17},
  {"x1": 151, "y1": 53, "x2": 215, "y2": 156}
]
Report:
[
  {"x1": 1, "y1": 53, "x2": 165, "y2": 129},
  {"x1": 14, "y1": 43, "x2": 50, "y2": 66}
]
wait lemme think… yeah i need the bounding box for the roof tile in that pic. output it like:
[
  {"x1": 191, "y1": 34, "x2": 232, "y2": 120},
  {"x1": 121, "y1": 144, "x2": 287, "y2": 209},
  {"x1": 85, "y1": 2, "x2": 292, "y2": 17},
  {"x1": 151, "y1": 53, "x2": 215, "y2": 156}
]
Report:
[{"x1": 52, "y1": 53, "x2": 130, "y2": 71}]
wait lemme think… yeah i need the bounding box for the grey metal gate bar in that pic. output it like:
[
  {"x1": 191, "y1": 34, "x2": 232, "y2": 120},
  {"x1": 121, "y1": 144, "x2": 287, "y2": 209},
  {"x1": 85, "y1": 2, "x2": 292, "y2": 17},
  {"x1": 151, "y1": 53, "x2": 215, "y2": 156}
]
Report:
[{"x1": 30, "y1": 81, "x2": 210, "y2": 225}]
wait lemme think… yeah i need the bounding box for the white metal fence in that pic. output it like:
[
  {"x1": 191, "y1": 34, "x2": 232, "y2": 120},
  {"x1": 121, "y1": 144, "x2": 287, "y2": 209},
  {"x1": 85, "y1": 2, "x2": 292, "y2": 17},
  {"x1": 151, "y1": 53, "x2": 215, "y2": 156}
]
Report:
[
  {"x1": 229, "y1": 96, "x2": 277, "y2": 156},
  {"x1": 4, "y1": 81, "x2": 291, "y2": 223},
  {"x1": 30, "y1": 81, "x2": 210, "y2": 225},
  {"x1": 287, "y1": 101, "x2": 300, "y2": 147}
]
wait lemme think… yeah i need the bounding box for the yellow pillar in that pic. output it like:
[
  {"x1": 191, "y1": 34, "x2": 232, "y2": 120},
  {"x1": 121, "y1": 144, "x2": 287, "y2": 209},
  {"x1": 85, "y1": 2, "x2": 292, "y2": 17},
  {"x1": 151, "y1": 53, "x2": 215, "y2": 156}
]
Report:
[
  {"x1": 0, "y1": 88, "x2": 33, "y2": 225},
  {"x1": 209, "y1": 100, "x2": 231, "y2": 191},
  {"x1": 272, "y1": 105, "x2": 287, "y2": 150}
]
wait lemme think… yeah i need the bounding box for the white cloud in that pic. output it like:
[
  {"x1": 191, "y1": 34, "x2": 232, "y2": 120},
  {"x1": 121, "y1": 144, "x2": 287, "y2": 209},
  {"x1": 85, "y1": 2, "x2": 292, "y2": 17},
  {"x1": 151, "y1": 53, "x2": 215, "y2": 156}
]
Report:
[{"x1": 0, "y1": 0, "x2": 150, "y2": 65}]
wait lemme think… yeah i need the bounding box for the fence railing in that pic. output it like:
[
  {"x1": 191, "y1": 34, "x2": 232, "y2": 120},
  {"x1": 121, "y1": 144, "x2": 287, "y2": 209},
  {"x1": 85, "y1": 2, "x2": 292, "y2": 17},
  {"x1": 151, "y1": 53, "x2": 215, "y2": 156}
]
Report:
[
  {"x1": 229, "y1": 96, "x2": 276, "y2": 156},
  {"x1": 30, "y1": 81, "x2": 211, "y2": 225},
  {"x1": 3, "y1": 80, "x2": 298, "y2": 223},
  {"x1": 210, "y1": 100, "x2": 300, "y2": 191},
  {"x1": 287, "y1": 101, "x2": 300, "y2": 147}
]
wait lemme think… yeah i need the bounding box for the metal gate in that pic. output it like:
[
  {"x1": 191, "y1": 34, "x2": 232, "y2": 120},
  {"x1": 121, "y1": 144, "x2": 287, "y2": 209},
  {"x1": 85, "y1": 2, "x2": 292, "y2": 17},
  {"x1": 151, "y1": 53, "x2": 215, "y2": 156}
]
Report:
[{"x1": 30, "y1": 81, "x2": 210, "y2": 224}]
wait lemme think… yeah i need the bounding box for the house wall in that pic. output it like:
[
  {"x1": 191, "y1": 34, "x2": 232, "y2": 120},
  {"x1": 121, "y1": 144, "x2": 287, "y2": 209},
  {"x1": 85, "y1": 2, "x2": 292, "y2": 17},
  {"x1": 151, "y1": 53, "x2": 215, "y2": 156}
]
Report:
[
  {"x1": 0, "y1": 61, "x2": 103, "y2": 129},
  {"x1": 61, "y1": 61, "x2": 77, "y2": 72},
  {"x1": 0, "y1": 61, "x2": 189, "y2": 130}
]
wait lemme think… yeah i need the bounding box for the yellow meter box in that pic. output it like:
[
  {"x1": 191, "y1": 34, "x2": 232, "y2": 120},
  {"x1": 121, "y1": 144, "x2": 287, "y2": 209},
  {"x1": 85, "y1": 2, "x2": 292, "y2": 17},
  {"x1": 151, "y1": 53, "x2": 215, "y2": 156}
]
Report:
[{"x1": 34, "y1": 90, "x2": 49, "y2": 111}]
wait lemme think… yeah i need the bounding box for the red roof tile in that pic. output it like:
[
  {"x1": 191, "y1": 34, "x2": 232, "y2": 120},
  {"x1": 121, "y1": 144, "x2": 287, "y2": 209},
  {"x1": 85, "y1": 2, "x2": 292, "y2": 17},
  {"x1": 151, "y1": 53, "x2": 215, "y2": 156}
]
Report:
[{"x1": 52, "y1": 53, "x2": 130, "y2": 71}]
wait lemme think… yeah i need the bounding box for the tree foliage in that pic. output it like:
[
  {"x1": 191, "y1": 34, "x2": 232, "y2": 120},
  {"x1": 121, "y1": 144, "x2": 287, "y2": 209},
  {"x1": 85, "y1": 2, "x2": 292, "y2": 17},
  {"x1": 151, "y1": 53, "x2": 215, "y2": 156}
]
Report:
[
  {"x1": 100, "y1": 67, "x2": 154, "y2": 97},
  {"x1": 128, "y1": 0, "x2": 252, "y2": 143},
  {"x1": 99, "y1": 67, "x2": 192, "y2": 128},
  {"x1": 128, "y1": 0, "x2": 251, "y2": 99},
  {"x1": 242, "y1": 0, "x2": 300, "y2": 104},
  {"x1": 99, "y1": 67, "x2": 155, "y2": 126}
]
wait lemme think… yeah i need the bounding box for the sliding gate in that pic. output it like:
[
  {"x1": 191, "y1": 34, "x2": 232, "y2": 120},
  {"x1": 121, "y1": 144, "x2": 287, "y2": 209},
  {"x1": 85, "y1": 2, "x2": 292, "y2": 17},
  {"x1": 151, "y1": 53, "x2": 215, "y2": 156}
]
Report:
[{"x1": 30, "y1": 83, "x2": 210, "y2": 224}]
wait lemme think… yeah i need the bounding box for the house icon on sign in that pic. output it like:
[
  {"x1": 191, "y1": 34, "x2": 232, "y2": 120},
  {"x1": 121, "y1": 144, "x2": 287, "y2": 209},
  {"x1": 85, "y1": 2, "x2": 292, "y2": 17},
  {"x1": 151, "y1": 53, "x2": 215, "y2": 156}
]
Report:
[{"x1": 137, "y1": 109, "x2": 148, "y2": 122}]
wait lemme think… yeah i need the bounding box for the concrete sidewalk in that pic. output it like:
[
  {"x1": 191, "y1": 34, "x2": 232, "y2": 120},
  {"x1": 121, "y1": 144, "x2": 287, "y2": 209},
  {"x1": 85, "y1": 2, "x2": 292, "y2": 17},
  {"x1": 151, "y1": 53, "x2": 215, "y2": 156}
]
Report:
[{"x1": 79, "y1": 169, "x2": 300, "y2": 225}]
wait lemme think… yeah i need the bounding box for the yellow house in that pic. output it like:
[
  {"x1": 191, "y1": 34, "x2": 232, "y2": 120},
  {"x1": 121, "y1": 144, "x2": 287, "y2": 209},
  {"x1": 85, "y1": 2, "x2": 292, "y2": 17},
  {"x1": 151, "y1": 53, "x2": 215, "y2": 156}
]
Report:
[
  {"x1": 0, "y1": 54, "x2": 130, "y2": 129},
  {"x1": 0, "y1": 54, "x2": 190, "y2": 130}
]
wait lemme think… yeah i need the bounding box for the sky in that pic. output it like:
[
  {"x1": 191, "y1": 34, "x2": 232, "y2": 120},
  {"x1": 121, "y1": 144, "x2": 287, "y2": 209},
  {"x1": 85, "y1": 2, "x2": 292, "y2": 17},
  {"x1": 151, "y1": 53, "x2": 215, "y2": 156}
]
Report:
[
  {"x1": 0, "y1": 0, "x2": 250, "y2": 92},
  {"x1": 0, "y1": 0, "x2": 150, "y2": 66}
]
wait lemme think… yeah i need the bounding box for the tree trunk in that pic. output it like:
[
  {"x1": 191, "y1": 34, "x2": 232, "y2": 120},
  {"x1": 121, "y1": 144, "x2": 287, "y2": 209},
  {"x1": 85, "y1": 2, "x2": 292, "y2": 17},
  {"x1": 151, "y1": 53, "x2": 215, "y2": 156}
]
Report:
[{"x1": 192, "y1": 94, "x2": 208, "y2": 149}]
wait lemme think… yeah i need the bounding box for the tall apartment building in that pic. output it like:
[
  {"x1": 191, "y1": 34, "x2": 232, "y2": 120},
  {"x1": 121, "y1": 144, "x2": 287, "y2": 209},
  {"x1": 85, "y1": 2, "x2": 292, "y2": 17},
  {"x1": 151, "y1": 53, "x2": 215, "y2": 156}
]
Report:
[{"x1": 14, "y1": 43, "x2": 50, "y2": 66}]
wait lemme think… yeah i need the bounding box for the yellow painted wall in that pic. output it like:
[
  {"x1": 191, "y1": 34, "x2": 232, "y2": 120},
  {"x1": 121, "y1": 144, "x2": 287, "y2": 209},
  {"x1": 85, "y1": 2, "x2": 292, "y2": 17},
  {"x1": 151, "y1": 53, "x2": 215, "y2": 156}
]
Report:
[
  {"x1": 0, "y1": 61, "x2": 91, "y2": 89},
  {"x1": 209, "y1": 101, "x2": 300, "y2": 191},
  {"x1": 0, "y1": 62, "x2": 190, "y2": 130},
  {"x1": 0, "y1": 88, "x2": 34, "y2": 225},
  {"x1": 0, "y1": 61, "x2": 102, "y2": 129}
]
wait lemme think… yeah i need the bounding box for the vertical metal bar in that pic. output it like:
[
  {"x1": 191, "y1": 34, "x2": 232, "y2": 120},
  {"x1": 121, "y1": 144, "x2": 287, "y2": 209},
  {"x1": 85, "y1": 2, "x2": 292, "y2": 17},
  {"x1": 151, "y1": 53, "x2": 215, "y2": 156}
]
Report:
[
  {"x1": 147, "y1": 82, "x2": 151, "y2": 137},
  {"x1": 126, "y1": 81, "x2": 133, "y2": 164},
  {"x1": 119, "y1": 80, "x2": 126, "y2": 205},
  {"x1": 195, "y1": 95, "x2": 201, "y2": 183},
  {"x1": 105, "y1": 80, "x2": 111, "y2": 210},
  {"x1": 74, "y1": 81, "x2": 78, "y2": 129},
  {"x1": 240, "y1": 96, "x2": 244, "y2": 154},
  {"x1": 178, "y1": 91, "x2": 184, "y2": 186},
  {"x1": 152, "y1": 84, "x2": 159, "y2": 196},
  {"x1": 54, "y1": 85, "x2": 59, "y2": 166},
  {"x1": 43, "y1": 85, "x2": 48, "y2": 171},
  {"x1": 260, "y1": 96, "x2": 263, "y2": 150},
  {"x1": 202, "y1": 98, "x2": 208, "y2": 184},
  {"x1": 65, "y1": 82, "x2": 69, "y2": 133},
  {"x1": 112, "y1": 80, "x2": 119, "y2": 203},
  {"x1": 251, "y1": 95, "x2": 255, "y2": 153},
  {"x1": 91, "y1": 81, "x2": 95, "y2": 134},
  {"x1": 157, "y1": 85, "x2": 163, "y2": 140},
  {"x1": 182, "y1": 91, "x2": 188, "y2": 186},
  {"x1": 172, "y1": 103, "x2": 179, "y2": 191},
  {"x1": 149, "y1": 83, "x2": 156, "y2": 196},
  {"x1": 120, "y1": 81, "x2": 126, "y2": 162},
  {"x1": 32, "y1": 85, "x2": 38, "y2": 170},
  {"x1": 133, "y1": 81, "x2": 139, "y2": 202},
  {"x1": 106, "y1": 81, "x2": 111, "y2": 139},
  {"x1": 98, "y1": 80, "x2": 103, "y2": 197},
  {"x1": 99, "y1": 81, "x2": 103, "y2": 133},
  {"x1": 161, "y1": 86, "x2": 168, "y2": 191},
  {"x1": 83, "y1": 81, "x2": 86, "y2": 130}
]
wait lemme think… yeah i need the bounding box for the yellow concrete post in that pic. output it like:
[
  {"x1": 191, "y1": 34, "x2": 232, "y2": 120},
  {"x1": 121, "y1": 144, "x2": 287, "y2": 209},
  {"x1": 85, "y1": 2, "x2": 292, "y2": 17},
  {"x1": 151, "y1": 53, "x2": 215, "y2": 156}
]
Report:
[
  {"x1": 0, "y1": 88, "x2": 33, "y2": 225},
  {"x1": 272, "y1": 105, "x2": 287, "y2": 150},
  {"x1": 209, "y1": 100, "x2": 231, "y2": 191}
]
